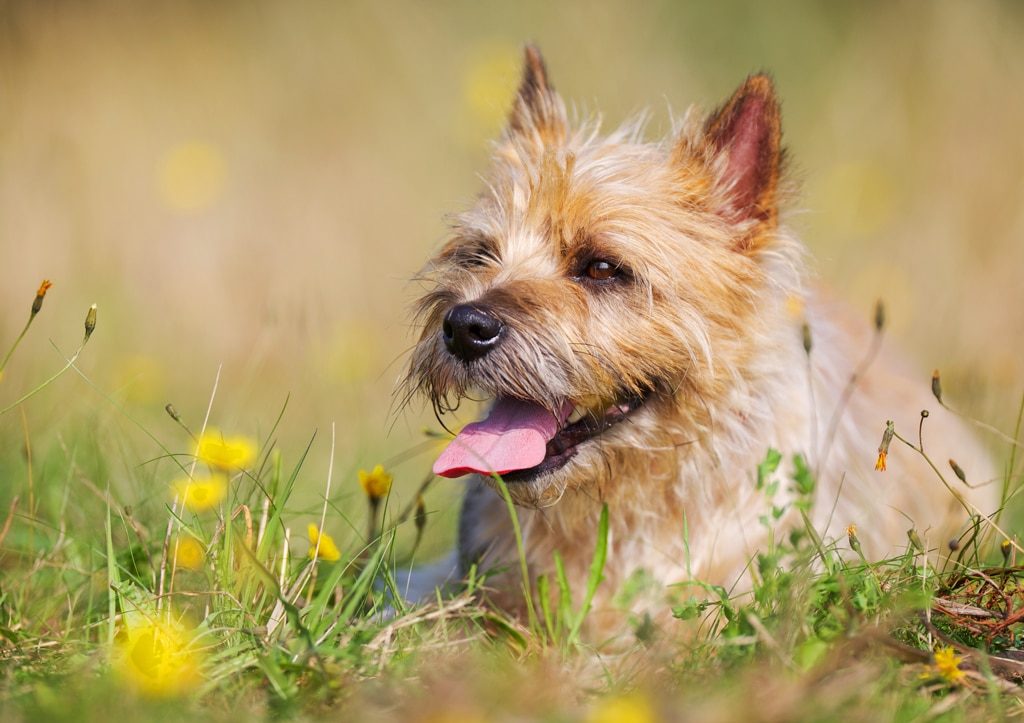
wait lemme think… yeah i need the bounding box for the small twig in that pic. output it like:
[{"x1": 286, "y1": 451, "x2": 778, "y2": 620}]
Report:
[{"x1": 0, "y1": 496, "x2": 20, "y2": 548}]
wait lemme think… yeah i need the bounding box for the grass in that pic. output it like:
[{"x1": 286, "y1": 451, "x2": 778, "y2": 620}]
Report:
[{"x1": 0, "y1": 285, "x2": 1023, "y2": 722}]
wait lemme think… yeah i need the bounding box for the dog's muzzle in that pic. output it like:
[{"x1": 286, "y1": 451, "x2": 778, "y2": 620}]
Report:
[{"x1": 441, "y1": 304, "x2": 504, "y2": 362}]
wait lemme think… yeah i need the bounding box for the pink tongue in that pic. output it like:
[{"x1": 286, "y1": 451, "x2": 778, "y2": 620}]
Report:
[{"x1": 433, "y1": 398, "x2": 571, "y2": 479}]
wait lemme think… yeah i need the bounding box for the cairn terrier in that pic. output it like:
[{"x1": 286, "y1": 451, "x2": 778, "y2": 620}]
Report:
[{"x1": 405, "y1": 46, "x2": 997, "y2": 634}]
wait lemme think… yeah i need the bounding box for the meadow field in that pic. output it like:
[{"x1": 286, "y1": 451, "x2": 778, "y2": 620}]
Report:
[{"x1": 1, "y1": 1, "x2": 1023, "y2": 720}]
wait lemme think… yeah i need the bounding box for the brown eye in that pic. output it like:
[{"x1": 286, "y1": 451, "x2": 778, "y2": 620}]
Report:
[{"x1": 585, "y1": 259, "x2": 618, "y2": 281}]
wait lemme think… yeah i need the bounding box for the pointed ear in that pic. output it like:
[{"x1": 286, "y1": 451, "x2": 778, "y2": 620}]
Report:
[
  {"x1": 507, "y1": 45, "x2": 567, "y2": 144},
  {"x1": 703, "y1": 74, "x2": 783, "y2": 235}
]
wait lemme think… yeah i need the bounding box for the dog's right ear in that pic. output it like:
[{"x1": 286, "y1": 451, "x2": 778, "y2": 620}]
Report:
[{"x1": 505, "y1": 45, "x2": 568, "y2": 146}]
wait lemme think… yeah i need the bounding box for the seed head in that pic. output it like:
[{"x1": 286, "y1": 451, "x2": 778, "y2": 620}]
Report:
[{"x1": 947, "y1": 538, "x2": 959, "y2": 552}]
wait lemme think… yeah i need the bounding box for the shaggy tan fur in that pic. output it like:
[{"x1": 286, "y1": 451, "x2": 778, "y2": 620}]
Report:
[{"x1": 404, "y1": 46, "x2": 997, "y2": 641}]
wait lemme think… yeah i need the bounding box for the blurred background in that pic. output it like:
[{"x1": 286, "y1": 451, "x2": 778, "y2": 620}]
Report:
[{"x1": 1, "y1": 1, "x2": 1022, "y2": 556}]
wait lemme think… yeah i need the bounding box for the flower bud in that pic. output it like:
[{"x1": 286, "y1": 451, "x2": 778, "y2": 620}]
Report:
[
  {"x1": 84, "y1": 304, "x2": 97, "y2": 341},
  {"x1": 415, "y1": 495, "x2": 427, "y2": 537},
  {"x1": 931, "y1": 370, "x2": 943, "y2": 404},
  {"x1": 949, "y1": 459, "x2": 967, "y2": 485},
  {"x1": 847, "y1": 524, "x2": 862, "y2": 554},
  {"x1": 875, "y1": 420, "x2": 894, "y2": 472},
  {"x1": 31, "y1": 280, "x2": 53, "y2": 316},
  {"x1": 874, "y1": 299, "x2": 885, "y2": 332}
]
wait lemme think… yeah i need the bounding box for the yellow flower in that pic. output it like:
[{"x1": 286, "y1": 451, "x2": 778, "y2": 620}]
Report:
[
  {"x1": 307, "y1": 524, "x2": 341, "y2": 562},
  {"x1": 587, "y1": 693, "x2": 656, "y2": 723},
  {"x1": 920, "y1": 646, "x2": 965, "y2": 684},
  {"x1": 195, "y1": 430, "x2": 256, "y2": 470},
  {"x1": 112, "y1": 613, "x2": 202, "y2": 697},
  {"x1": 173, "y1": 475, "x2": 227, "y2": 512},
  {"x1": 358, "y1": 464, "x2": 393, "y2": 501},
  {"x1": 176, "y1": 537, "x2": 205, "y2": 571},
  {"x1": 874, "y1": 451, "x2": 887, "y2": 472}
]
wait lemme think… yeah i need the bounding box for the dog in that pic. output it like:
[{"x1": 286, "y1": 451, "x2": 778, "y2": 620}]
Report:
[{"x1": 404, "y1": 46, "x2": 997, "y2": 638}]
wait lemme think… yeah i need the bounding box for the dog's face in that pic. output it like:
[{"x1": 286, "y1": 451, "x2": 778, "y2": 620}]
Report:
[{"x1": 406, "y1": 47, "x2": 792, "y2": 506}]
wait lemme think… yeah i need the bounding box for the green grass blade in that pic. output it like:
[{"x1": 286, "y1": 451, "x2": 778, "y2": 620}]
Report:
[{"x1": 568, "y1": 503, "x2": 608, "y2": 644}]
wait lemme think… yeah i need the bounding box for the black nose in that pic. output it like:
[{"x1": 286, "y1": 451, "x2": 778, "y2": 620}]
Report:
[{"x1": 442, "y1": 304, "x2": 503, "y2": 362}]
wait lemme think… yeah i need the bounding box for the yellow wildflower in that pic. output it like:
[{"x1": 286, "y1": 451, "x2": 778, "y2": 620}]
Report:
[
  {"x1": 176, "y1": 537, "x2": 205, "y2": 571},
  {"x1": 587, "y1": 693, "x2": 656, "y2": 723},
  {"x1": 358, "y1": 464, "x2": 393, "y2": 501},
  {"x1": 920, "y1": 646, "x2": 965, "y2": 685},
  {"x1": 112, "y1": 613, "x2": 202, "y2": 697},
  {"x1": 307, "y1": 523, "x2": 341, "y2": 562},
  {"x1": 875, "y1": 451, "x2": 887, "y2": 471},
  {"x1": 173, "y1": 475, "x2": 227, "y2": 512},
  {"x1": 195, "y1": 430, "x2": 256, "y2": 470}
]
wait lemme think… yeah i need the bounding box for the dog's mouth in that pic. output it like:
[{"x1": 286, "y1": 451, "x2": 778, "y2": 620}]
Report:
[{"x1": 432, "y1": 391, "x2": 648, "y2": 484}]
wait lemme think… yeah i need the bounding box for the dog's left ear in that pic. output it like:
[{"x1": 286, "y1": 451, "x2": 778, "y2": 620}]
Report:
[
  {"x1": 699, "y1": 74, "x2": 783, "y2": 246},
  {"x1": 505, "y1": 45, "x2": 568, "y2": 146}
]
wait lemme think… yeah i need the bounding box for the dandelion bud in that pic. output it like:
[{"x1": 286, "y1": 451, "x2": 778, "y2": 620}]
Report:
[
  {"x1": 907, "y1": 528, "x2": 924, "y2": 552},
  {"x1": 1001, "y1": 539, "x2": 1012, "y2": 564},
  {"x1": 31, "y1": 280, "x2": 53, "y2": 316},
  {"x1": 873, "y1": 299, "x2": 886, "y2": 332},
  {"x1": 165, "y1": 403, "x2": 182, "y2": 423},
  {"x1": 84, "y1": 304, "x2": 97, "y2": 341},
  {"x1": 801, "y1": 322, "x2": 812, "y2": 354},
  {"x1": 947, "y1": 538, "x2": 959, "y2": 552},
  {"x1": 847, "y1": 524, "x2": 862, "y2": 554},
  {"x1": 415, "y1": 495, "x2": 427, "y2": 536},
  {"x1": 931, "y1": 370, "x2": 943, "y2": 404},
  {"x1": 949, "y1": 459, "x2": 967, "y2": 484}
]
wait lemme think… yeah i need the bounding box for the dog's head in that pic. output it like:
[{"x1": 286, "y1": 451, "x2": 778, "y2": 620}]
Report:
[{"x1": 405, "y1": 46, "x2": 798, "y2": 506}]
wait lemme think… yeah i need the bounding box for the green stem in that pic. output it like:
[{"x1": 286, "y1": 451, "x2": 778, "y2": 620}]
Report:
[
  {"x1": 491, "y1": 473, "x2": 540, "y2": 634},
  {"x1": 0, "y1": 337, "x2": 89, "y2": 416},
  {"x1": 0, "y1": 314, "x2": 36, "y2": 376}
]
